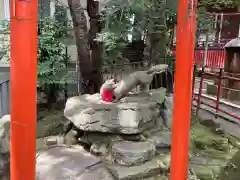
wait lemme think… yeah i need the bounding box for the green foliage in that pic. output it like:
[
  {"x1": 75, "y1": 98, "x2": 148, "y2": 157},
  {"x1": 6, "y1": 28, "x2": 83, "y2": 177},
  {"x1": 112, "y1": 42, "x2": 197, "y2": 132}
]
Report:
[
  {"x1": 198, "y1": 0, "x2": 240, "y2": 8},
  {"x1": 197, "y1": 0, "x2": 240, "y2": 32},
  {"x1": 97, "y1": 0, "x2": 175, "y2": 64},
  {"x1": 37, "y1": 17, "x2": 69, "y2": 89},
  {"x1": 0, "y1": 20, "x2": 10, "y2": 60},
  {"x1": 96, "y1": 32, "x2": 127, "y2": 64},
  {"x1": 96, "y1": 0, "x2": 144, "y2": 64},
  {"x1": 0, "y1": 17, "x2": 71, "y2": 98}
]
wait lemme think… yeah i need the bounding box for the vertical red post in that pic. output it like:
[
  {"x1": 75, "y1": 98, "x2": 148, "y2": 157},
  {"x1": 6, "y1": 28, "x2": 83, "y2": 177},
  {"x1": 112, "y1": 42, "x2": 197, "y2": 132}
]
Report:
[
  {"x1": 192, "y1": 65, "x2": 197, "y2": 99},
  {"x1": 215, "y1": 68, "x2": 223, "y2": 118},
  {"x1": 10, "y1": 0, "x2": 38, "y2": 180},
  {"x1": 196, "y1": 67, "x2": 205, "y2": 116},
  {"x1": 170, "y1": 0, "x2": 197, "y2": 180}
]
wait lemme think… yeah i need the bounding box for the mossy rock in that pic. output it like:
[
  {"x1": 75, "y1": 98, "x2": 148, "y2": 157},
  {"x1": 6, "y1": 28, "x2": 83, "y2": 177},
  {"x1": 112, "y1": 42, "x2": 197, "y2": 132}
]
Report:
[
  {"x1": 199, "y1": 119, "x2": 220, "y2": 128},
  {"x1": 190, "y1": 123, "x2": 231, "y2": 153},
  {"x1": 192, "y1": 165, "x2": 214, "y2": 180},
  {"x1": 190, "y1": 123, "x2": 240, "y2": 180},
  {"x1": 211, "y1": 139, "x2": 229, "y2": 151}
]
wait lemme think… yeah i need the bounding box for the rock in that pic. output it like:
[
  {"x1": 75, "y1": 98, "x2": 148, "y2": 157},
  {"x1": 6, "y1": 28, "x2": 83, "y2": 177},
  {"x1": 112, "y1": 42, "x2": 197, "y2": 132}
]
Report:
[
  {"x1": 156, "y1": 116, "x2": 164, "y2": 128},
  {"x1": 200, "y1": 119, "x2": 226, "y2": 135},
  {"x1": 192, "y1": 165, "x2": 214, "y2": 180},
  {"x1": 74, "y1": 163, "x2": 115, "y2": 180},
  {"x1": 121, "y1": 134, "x2": 143, "y2": 141},
  {"x1": 194, "y1": 140, "x2": 209, "y2": 150},
  {"x1": 90, "y1": 143, "x2": 108, "y2": 156},
  {"x1": 194, "y1": 136, "x2": 230, "y2": 152},
  {"x1": 36, "y1": 146, "x2": 114, "y2": 180},
  {"x1": 162, "y1": 169, "x2": 199, "y2": 180},
  {"x1": 212, "y1": 139, "x2": 229, "y2": 152},
  {"x1": 160, "y1": 95, "x2": 173, "y2": 130},
  {"x1": 64, "y1": 93, "x2": 162, "y2": 134},
  {"x1": 148, "y1": 131, "x2": 171, "y2": 148},
  {"x1": 188, "y1": 168, "x2": 199, "y2": 180},
  {"x1": 200, "y1": 119, "x2": 219, "y2": 128},
  {"x1": 143, "y1": 175, "x2": 168, "y2": 180},
  {"x1": 64, "y1": 129, "x2": 80, "y2": 145},
  {"x1": 78, "y1": 132, "x2": 123, "y2": 147},
  {"x1": 161, "y1": 109, "x2": 172, "y2": 129},
  {"x1": 112, "y1": 141, "x2": 156, "y2": 166},
  {"x1": 164, "y1": 95, "x2": 173, "y2": 110},
  {"x1": 0, "y1": 138, "x2": 10, "y2": 153},
  {"x1": 160, "y1": 154, "x2": 171, "y2": 170},
  {"x1": 0, "y1": 153, "x2": 9, "y2": 180},
  {"x1": 0, "y1": 115, "x2": 10, "y2": 153},
  {"x1": 45, "y1": 137, "x2": 58, "y2": 146},
  {"x1": 0, "y1": 115, "x2": 10, "y2": 138},
  {"x1": 106, "y1": 154, "x2": 169, "y2": 180},
  {"x1": 45, "y1": 136, "x2": 64, "y2": 146}
]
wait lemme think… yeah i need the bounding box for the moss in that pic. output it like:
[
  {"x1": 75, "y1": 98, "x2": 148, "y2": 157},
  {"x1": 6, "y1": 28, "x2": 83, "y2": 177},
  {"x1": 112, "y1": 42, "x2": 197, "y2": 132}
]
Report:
[
  {"x1": 193, "y1": 165, "x2": 214, "y2": 180},
  {"x1": 190, "y1": 122, "x2": 240, "y2": 180},
  {"x1": 190, "y1": 123, "x2": 231, "y2": 153}
]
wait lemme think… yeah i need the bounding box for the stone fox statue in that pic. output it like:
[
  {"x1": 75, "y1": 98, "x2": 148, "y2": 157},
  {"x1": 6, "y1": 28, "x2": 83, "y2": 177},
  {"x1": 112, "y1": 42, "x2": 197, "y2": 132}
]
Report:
[{"x1": 112, "y1": 64, "x2": 168, "y2": 101}]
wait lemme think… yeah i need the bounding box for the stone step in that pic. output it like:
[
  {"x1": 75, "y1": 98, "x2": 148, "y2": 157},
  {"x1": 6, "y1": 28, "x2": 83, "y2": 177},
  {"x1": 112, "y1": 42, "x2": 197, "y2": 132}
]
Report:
[
  {"x1": 112, "y1": 141, "x2": 156, "y2": 166},
  {"x1": 106, "y1": 153, "x2": 170, "y2": 180},
  {"x1": 36, "y1": 146, "x2": 115, "y2": 180}
]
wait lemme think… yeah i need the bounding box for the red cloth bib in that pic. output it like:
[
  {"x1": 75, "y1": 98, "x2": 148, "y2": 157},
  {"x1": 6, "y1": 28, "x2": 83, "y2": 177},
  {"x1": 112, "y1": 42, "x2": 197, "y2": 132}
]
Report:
[{"x1": 102, "y1": 88, "x2": 114, "y2": 102}]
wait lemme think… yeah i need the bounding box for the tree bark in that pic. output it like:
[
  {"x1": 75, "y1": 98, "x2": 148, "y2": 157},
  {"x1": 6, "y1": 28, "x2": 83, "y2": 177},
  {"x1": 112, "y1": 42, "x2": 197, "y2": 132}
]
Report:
[
  {"x1": 67, "y1": 0, "x2": 93, "y2": 94},
  {"x1": 87, "y1": 0, "x2": 103, "y2": 93},
  {"x1": 143, "y1": 30, "x2": 153, "y2": 68},
  {"x1": 150, "y1": 0, "x2": 168, "y2": 64}
]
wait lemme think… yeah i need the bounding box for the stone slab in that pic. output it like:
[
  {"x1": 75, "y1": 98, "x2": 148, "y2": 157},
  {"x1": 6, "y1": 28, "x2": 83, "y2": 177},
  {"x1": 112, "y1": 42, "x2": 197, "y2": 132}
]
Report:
[
  {"x1": 36, "y1": 146, "x2": 114, "y2": 180},
  {"x1": 106, "y1": 154, "x2": 169, "y2": 180},
  {"x1": 64, "y1": 91, "x2": 165, "y2": 134},
  {"x1": 148, "y1": 131, "x2": 172, "y2": 148},
  {"x1": 112, "y1": 141, "x2": 156, "y2": 166}
]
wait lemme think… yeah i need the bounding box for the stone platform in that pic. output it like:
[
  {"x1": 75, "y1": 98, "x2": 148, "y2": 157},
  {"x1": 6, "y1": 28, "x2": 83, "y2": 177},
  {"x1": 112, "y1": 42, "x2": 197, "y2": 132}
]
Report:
[{"x1": 64, "y1": 89, "x2": 166, "y2": 134}]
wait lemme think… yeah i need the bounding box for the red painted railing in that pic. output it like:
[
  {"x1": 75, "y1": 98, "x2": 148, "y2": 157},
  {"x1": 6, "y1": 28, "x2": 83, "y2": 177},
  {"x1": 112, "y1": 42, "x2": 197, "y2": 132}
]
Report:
[
  {"x1": 171, "y1": 49, "x2": 225, "y2": 68},
  {"x1": 192, "y1": 67, "x2": 240, "y2": 120}
]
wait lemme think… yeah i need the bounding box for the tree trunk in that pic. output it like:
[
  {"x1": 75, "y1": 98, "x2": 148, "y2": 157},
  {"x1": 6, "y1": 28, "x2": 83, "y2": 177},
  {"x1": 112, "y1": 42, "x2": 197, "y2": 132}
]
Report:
[
  {"x1": 143, "y1": 30, "x2": 153, "y2": 68},
  {"x1": 150, "y1": 0, "x2": 168, "y2": 64},
  {"x1": 87, "y1": 0, "x2": 103, "y2": 93},
  {"x1": 132, "y1": 14, "x2": 142, "y2": 41},
  {"x1": 67, "y1": 0, "x2": 93, "y2": 94},
  {"x1": 140, "y1": 30, "x2": 152, "y2": 91}
]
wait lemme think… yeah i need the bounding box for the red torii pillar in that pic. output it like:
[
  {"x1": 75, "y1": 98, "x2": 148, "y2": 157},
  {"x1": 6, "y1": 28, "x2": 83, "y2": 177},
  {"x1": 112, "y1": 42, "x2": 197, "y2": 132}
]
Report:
[
  {"x1": 170, "y1": 0, "x2": 197, "y2": 180},
  {"x1": 10, "y1": 0, "x2": 38, "y2": 180},
  {"x1": 8, "y1": 0, "x2": 197, "y2": 179}
]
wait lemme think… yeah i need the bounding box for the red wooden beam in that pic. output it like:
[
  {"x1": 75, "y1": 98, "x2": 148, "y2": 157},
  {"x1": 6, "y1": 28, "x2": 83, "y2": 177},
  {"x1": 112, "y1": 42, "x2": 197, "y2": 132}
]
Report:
[
  {"x1": 170, "y1": 0, "x2": 198, "y2": 179},
  {"x1": 10, "y1": 0, "x2": 38, "y2": 179}
]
